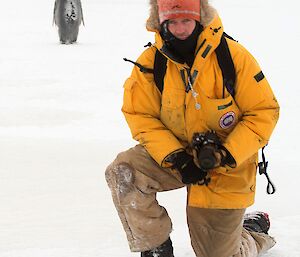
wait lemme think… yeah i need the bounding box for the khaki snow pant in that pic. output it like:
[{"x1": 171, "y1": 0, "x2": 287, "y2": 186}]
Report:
[{"x1": 105, "y1": 145, "x2": 276, "y2": 256}]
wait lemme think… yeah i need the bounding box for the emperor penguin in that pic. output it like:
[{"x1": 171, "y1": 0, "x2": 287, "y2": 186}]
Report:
[{"x1": 53, "y1": 0, "x2": 84, "y2": 44}]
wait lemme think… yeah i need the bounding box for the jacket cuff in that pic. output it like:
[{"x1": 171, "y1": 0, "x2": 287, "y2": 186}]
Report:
[
  {"x1": 220, "y1": 145, "x2": 236, "y2": 168},
  {"x1": 161, "y1": 148, "x2": 185, "y2": 167}
]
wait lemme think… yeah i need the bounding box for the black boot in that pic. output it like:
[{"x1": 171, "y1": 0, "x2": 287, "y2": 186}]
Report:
[
  {"x1": 243, "y1": 211, "x2": 271, "y2": 234},
  {"x1": 141, "y1": 238, "x2": 174, "y2": 257}
]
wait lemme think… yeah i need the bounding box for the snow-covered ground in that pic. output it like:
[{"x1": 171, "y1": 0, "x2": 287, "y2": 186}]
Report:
[{"x1": 0, "y1": 0, "x2": 299, "y2": 256}]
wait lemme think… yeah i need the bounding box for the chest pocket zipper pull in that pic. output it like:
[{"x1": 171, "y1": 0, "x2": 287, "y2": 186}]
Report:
[{"x1": 187, "y1": 70, "x2": 201, "y2": 110}]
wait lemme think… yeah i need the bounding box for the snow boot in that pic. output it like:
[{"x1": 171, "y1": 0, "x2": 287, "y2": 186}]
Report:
[
  {"x1": 243, "y1": 211, "x2": 271, "y2": 234},
  {"x1": 141, "y1": 237, "x2": 174, "y2": 257}
]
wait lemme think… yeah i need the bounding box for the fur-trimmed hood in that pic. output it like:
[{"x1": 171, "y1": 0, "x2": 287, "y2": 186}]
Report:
[{"x1": 146, "y1": 0, "x2": 217, "y2": 31}]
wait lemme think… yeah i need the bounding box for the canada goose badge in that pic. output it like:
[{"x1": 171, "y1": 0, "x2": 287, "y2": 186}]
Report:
[{"x1": 219, "y1": 111, "x2": 235, "y2": 129}]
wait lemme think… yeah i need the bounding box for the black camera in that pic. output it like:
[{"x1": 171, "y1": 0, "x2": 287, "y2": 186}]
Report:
[{"x1": 192, "y1": 131, "x2": 222, "y2": 170}]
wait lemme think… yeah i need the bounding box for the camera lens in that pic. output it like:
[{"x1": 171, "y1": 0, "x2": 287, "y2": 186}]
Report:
[{"x1": 198, "y1": 148, "x2": 216, "y2": 170}]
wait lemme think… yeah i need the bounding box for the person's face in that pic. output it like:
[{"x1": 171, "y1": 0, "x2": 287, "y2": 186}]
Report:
[{"x1": 167, "y1": 18, "x2": 196, "y2": 40}]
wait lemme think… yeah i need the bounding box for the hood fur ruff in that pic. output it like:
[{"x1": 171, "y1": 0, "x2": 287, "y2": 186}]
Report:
[{"x1": 146, "y1": 0, "x2": 217, "y2": 31}]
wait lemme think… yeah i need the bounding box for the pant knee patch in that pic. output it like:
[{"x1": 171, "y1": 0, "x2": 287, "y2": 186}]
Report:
[{"x1": 113, "y1": 162, "x2": 135, "y2": 197}]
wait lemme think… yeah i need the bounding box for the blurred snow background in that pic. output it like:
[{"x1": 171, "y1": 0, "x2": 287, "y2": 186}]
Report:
[{"x1": 0, "y1": 0, "x2": 299, "y2": 256}]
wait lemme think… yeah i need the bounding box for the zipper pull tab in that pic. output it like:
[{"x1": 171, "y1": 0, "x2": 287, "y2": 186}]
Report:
[{"x1": 188, "y1": 75, "x2": 201, "y2": 110}]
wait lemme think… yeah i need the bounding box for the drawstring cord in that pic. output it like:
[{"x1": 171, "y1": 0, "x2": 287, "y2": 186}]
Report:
[
  {"x1": 181, "y1": 69, "x2": 201, "y2": 110},
  {"x1": 258, "y1": 146, "x2": 276, "y2": 194},
  {"x1": 187, "y1": 74, "x2": 201, "y2": 110}
]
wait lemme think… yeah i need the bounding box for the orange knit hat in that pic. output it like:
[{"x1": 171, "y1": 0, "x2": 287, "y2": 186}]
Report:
[{"x1": 157, "y1": 0, "x2": 201, "y2": 24}]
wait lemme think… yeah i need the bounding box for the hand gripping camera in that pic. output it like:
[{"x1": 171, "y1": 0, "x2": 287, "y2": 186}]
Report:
[{"x1": 192, "y1": 131, "x2": 223, "y2": 170}]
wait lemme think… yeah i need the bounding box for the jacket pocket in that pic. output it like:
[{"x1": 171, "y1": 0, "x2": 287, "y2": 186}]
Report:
[
  {"x1": 202, "y1": 94, "x2": 241, "y2": 132},
  {"x1": 161, "y1": 88, "x2": 186, "y2": 109},
  {"x1": 160, "y1": 89, "x2": 186, "y2": 139},
  {"x1": 211, "y1": 156, "x2": 257, "y2": 194}
]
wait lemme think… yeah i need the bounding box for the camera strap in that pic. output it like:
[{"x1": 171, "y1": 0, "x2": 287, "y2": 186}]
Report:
[{"x1": 258, "y1": 146, "x2": 276, "y2": 194}]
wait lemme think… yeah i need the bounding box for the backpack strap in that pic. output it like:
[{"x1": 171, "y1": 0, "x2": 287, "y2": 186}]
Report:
[
  {"x1": 153, "y1": 50, "x2": 168, "y2": 94},
  {"x1": 215, "y1": 33, "x2": 236, "y2": 98},
  {"x1": 123, "y1": 50, "x2": 167, "y2": 94},
  {"x1": 153, "y1": 33, "x2": 236, "y2": 97}
]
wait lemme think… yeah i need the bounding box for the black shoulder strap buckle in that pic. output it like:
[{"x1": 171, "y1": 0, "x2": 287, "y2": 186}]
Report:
[{"x1": 123, "y1": 58, "x2": 153, "y2": 74}]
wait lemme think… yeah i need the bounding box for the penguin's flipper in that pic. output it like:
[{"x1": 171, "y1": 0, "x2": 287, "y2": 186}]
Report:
[
  {"x1": 53, "y1": 0, "x2": 57, "y2": 26},
  {"x1": 79, "y1": 0, "x2": 85, "y2": 26}
]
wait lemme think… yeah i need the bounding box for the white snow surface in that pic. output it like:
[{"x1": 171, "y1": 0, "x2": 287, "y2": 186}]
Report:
[{"x1": 0, "y1": 0, "x2": 299, "y2": 256}]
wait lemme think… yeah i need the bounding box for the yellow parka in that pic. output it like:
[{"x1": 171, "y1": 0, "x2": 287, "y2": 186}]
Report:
[{"x1": 121, "y1": 13, "x2": 279, "y2": 209}]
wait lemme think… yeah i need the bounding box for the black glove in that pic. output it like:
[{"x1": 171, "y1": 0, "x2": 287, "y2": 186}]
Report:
[{"x1": 171, "y1": 151, "x2": 208, "y2": 184}]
